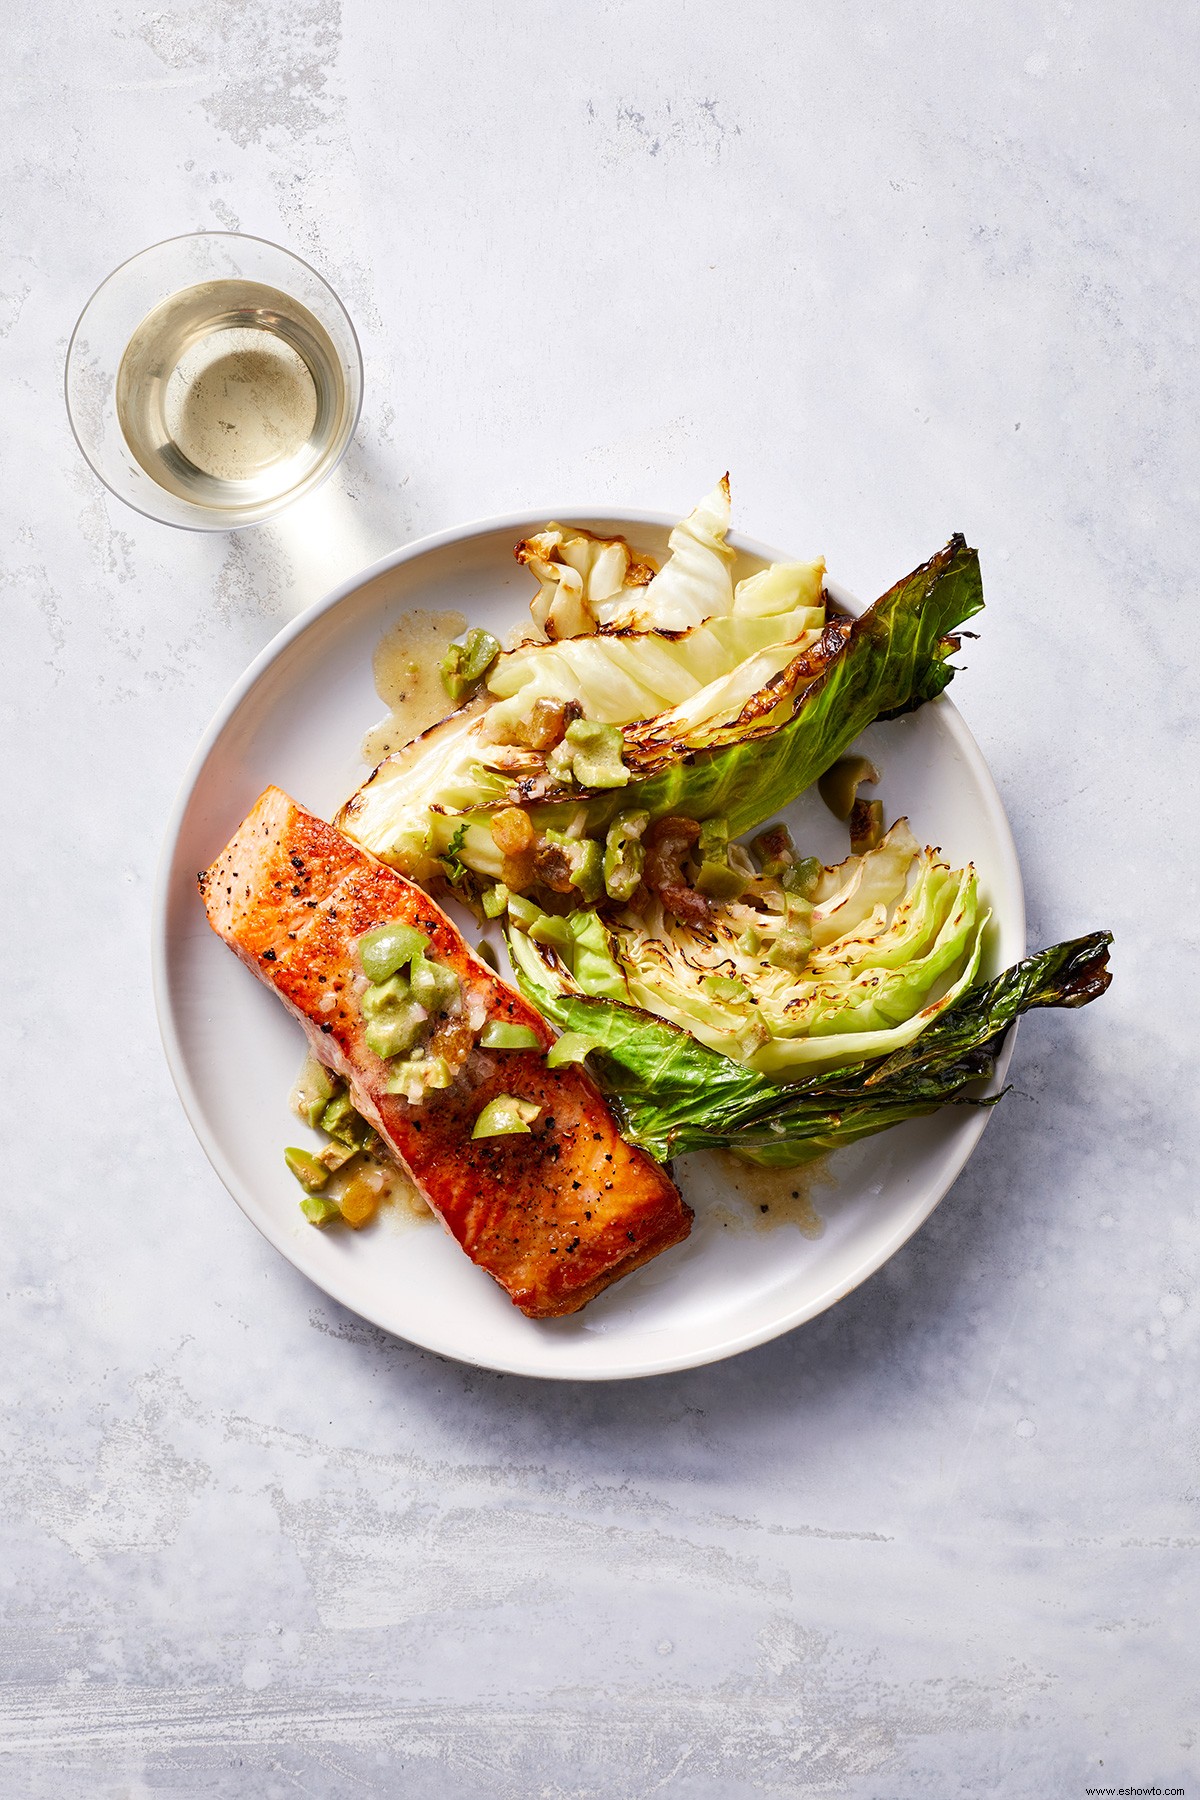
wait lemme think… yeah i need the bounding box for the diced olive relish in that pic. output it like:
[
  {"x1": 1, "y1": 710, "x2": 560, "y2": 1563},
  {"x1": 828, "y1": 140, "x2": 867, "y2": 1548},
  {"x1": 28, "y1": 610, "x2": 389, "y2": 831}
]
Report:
[
  {"x1": 468, "y1": 803, "x2": 830, "y2": 929},
  {"x1": 353, "y1": 920, "x2": 464, "y2": 1101},
  {"x1": 285, "y1": 1055, "x2": 421, "y2": 1230},
  {"x1": 545, "y1": 1030, "x2": 601, "y2": 1068},
  {"x1": 479, "y1": 1020, "x2": 541, "y2": 1050},
  {"x1": 440, "y1": 627, "x2": 501, "y2": 704},
  {"x1": 472, "y1": 1094, "x2": 540, "y2": 1139},
  {"x1": 559, "y1": 718, "x2": 629, "y2": 789}
]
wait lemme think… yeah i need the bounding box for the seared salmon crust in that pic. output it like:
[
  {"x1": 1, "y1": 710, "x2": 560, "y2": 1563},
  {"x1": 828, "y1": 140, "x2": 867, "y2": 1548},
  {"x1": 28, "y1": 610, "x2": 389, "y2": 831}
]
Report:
[{"x1": 199, "y1": 787, "x2": 692, "y2": 1317}]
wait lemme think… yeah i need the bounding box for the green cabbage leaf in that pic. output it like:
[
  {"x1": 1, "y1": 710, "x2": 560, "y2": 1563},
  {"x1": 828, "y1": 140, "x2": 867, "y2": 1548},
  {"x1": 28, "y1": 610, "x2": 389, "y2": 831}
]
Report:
[
  {"x1": 621, "y1": 532, "x2": 983, "y2": 835},
  {"x1": 506, "y1": 822, "x2": 991, "y2": 1075},
  {"x1": 508, "y1": 929, "x2": 1113, "y2": 1164}
]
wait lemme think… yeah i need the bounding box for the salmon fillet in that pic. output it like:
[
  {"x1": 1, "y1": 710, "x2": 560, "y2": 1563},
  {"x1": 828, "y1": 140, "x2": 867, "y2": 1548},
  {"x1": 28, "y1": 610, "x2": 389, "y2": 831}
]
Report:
[{"x1": 199, "y1": 787, "x2": 692, "y2": 1317}]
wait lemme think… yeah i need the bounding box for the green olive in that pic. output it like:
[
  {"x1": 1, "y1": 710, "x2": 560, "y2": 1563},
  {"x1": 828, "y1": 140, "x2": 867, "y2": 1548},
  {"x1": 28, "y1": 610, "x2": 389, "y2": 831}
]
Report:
[
  {"x1": 696, "y1": 860, "x2": 749, "y2": 901},
  {"x1": 702, "y1": 973, "x2": 748, "y2": 1003},
  {"x1": 817, "y1": 755, "x2": 879, "y2": 822},
  {"x1": 357, "y1": 920, "x2": 429, "y2": 983},
  {"x1": 482, "y1": 882, "x2": 509, "y2": 919},
  {"x1": 563, "y1": 719, "x2": 630, "y2": 789},
  {"x1": 750, "y1": 823, "x2": 795, "y2": 878},
  {"x1": 284, "y1": 1147, "x2": 329, "y2": 1192},
  {"x1": 781, "y1": 856, "x2": 822, "y2": 899},
  {"x1": 546, "y1": 1031, "x2": 602, "y2": 1068},
  {"x1": 409, "y1": 953, "x2": 461, "y2": 1012},
  {"x1": 299, "y1": 1193, "x2": 343, "y2": 1228},
  {"x1": 472, "y1": 1094, "x2": 541, "y2": 1138},
  {"x1": 479, "y1": 1021, "x2": 542, "y2": 1050}
]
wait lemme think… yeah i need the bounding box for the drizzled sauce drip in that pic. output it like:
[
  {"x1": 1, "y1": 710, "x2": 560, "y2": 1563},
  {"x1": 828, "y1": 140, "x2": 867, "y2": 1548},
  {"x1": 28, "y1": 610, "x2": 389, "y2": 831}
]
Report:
[
  {"x1": 701, "y1": 1150, "x2": 830, "y2": 1236},
  {"x1": 362, "y1": 608, "x2": 467, "y2": 765}
]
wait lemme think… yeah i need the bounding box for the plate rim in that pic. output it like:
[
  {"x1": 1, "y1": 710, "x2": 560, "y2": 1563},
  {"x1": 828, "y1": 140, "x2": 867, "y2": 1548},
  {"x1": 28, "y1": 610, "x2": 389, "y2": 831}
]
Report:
[{"x1": 152, "y1": 506, "x2": 1025, "y2": 1380}]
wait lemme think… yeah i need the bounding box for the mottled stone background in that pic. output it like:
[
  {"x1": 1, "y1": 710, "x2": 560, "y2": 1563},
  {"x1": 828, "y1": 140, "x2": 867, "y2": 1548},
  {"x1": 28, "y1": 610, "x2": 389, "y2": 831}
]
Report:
[{"x1": 5, "y1": 2, "x2": 1197, "y2": 1794}]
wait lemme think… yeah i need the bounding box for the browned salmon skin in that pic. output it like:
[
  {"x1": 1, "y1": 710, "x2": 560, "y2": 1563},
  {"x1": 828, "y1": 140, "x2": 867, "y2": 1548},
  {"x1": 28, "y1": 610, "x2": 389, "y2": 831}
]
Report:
[{"x1": 199, "y1": 787, "x2": 692, "y2": 1318}]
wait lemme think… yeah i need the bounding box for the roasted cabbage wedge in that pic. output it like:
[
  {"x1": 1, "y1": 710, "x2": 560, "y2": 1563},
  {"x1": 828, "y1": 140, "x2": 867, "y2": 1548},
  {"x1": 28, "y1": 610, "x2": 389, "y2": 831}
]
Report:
[
  {"x1": 338, "y1": 483, "x2": 981, "y2": 885},
  {"x1": 506, "y1": 823, "x2": 992, "y2": 1076},
  {"x1": 509, "y1": 929, "x2": 1113, "y2": 1166}
]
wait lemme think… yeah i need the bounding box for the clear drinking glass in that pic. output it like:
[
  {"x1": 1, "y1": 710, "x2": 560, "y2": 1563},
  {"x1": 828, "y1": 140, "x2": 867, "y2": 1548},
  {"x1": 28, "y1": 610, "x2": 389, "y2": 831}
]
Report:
[{"x1": 65, "y1": 232, "x2": 364, "y2": 531}]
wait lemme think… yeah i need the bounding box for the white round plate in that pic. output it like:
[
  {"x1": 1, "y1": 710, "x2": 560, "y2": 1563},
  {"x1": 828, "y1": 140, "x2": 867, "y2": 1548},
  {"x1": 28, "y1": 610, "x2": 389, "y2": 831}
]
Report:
[{"x1": 154, "y1": 510, "x2": 1024, "y2": 1380}]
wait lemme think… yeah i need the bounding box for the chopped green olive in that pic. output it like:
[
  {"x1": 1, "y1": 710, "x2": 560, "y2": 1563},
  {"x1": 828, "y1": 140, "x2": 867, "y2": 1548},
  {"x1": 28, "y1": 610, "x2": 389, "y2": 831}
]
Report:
[
  {"x1": 409, "y1": 953, "x2": 461, "y2": 1012},
  {"x1": 735, "y1": 1015, "x2": 772, "y2": 1058},
  {"x1": 364, "y1": 1007, "x2": 427, "y2": 1060},
  {"x1": 290, "y1": 1054, "x2": 341, "y2": 1128},
  {"x1": 320, "y1": 1093, "x2": 371, "y2": 1148},
  {"x1": 482, "y1": 882, "x2": 509, "y2": 919},
  {"x1": 317, "y1": 1139, "x2": 358, "y2": 1174},
  {"x1": 357, "y1": 920, "x2": 429, "y2": 983},
  {"x1": 546, "y1": 1031, "x2": 603, "y2": 1068},
  {"x1": 767, "y1": 934, "x2": 812, "y2": 973},
  {"x1": 696, "y1": 860, "x2": 749, "y2": 901},
  {"x1": 543, "y1": 829, "x2": 604, "y2": 903},
  {"x1": 849, "y1": 797, "x2": 885, "y2": 854},
  {"x1": 471, "y1": 1094, "x2": 541, "y2": 1138},
  {"x1": 360, "y1": 966, "x2": 428, "y2": 1056},
  {"x1": 480, "y1": 1020, "x2": 542, "y2": 1050},
  {"x1": 300, "y1": 1193, "x2": 343, "y2": 1228},
  {"x1": 767, "y1": 900, "x2": 814, "y2": 972},
  {"x1": 460, "y1": 627, "x2": 501, "y2": 684},
  {"x1": 818, "y1": 754, "x2": 880, "y2": 823},
  {"x1": 781, "y1": 856, "x2": 822, "y2": 899},
  {"x1": 361, "y1": 972, "x2": 412, "y2": 1018},
  {"x1": 698, "y1": 817, "x2": 729, "y2": 861},
  {"x1": 702, "y1": 973, "x2": 748, "y2": 1003},
  {"x1": 284, "y1": 1146, "x2": 330, "y2": 1192},
  {"x1": 440, "y1": 650, "x2": 467, "y2": 705},
  {"x1": 563, "y1": 718, "x2": 630, "y2": 789},
  {"x1": 603, "y1": 811, "x2": 648, "y2": 902},
  {"x1": 440, "y1": 627, "x2": 501, "y2": 703},
  {"x1": 546, "y1": 741, "x2": 577, "y2": 787},
  {"x1": 386, "y1": 1054, "x2": 453, "y2": 1102},
  {"x1": 571, "y1": 836, "x2": 604, "y2": 903},
  {"x1": 736, "y1": 928, "x2": 761, "y2": 957}
]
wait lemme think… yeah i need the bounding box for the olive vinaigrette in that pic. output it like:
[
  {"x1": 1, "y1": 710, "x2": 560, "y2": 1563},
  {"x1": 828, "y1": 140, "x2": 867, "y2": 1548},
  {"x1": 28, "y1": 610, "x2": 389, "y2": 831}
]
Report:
[
  {"x1": 285, "y1": 1055, "x2": 428, "y2": 1231},
  {"x1": 284, "y1": 919, "x2": 572, "y2": 1229},
  {"x1": 283, "y1": 917, "x2": 470, "y2": 1227}
]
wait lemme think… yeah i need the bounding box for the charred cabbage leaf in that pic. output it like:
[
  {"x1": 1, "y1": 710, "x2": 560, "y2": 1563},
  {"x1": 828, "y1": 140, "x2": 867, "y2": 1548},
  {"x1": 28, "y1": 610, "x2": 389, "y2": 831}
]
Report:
[
  {"x1": 339, "y1": 483, "x2": 830, "y2": 876},
  {"x1": 515, "y1": 477, "x2": 736, "y2": 638},
  {"x1": 509, "y1": 931, "x2": 1113, "y2": 1164},
  {"x1": 482, "y1": 589, "x2": 827, "y2": 756},
  {"x1": 624, "y1": 532, "x2": 984, "y2": 835},
  {"x1": 507, "y1": 822, "x2": 992, "y2": 1074},
  {"x1": 339, "y1": 520, "x2": 980, "y2": 885}
]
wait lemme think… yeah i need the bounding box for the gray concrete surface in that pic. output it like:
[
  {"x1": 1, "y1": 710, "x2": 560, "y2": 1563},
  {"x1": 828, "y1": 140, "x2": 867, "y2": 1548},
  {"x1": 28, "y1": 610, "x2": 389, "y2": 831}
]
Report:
[{"x1": 4, "y1": 2, "x2": 1196, "y2": 1792}]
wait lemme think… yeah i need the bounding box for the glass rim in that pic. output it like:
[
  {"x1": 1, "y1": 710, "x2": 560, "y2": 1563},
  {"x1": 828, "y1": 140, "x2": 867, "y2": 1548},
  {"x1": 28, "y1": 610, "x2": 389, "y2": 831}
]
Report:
[{"x1": 64, "y1": 229, "x2": 365, "y2": 533}]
